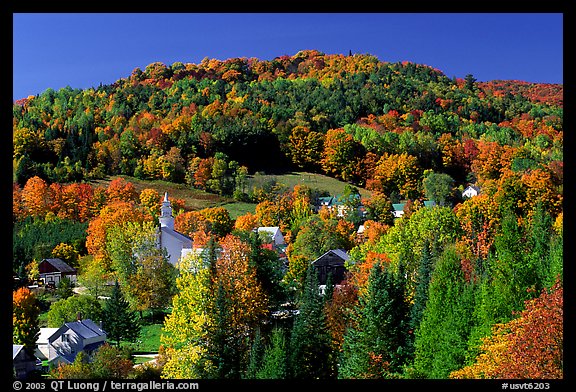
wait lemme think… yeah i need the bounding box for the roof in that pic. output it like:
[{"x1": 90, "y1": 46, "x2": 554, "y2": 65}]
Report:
[
  {"x1": 62, "y1": 319, "x2": 106, "y2": 340},
  {"x1": 160, "y1": 226, "x2": 193, "y2": 245},
  {"x1": 464, "y1": 185, "x2": 480, "y2": 193},
  {"x1": 424, "y1": 200, "x2": 437, "y2": 207},
  {"x1": 312, "y1": 249, "x2": 350, "y2": 265},
  {"x1": 258, "y1": 226, "x2": 281, "y2": 234},
  {"x1": 40, "y1": 258, "x2": 76, "y2": 274},
  {"x1": 13, "y1": 345, "x2": 24, "y2": 360},
  {"x1": 318, "y1": 196, "x2": 335, "y2": 205},
  {"x1": 330, "y1": 249, "x2": 350, "y2": 261},
  {"x1": 392, "y1": 203, "x2": 406, "y2": 211},
  {"x1": 37, "y1": 328, "x2": 59, "y2": 344},
  {"x1": 48, "y1": 353, "x2": 75, "y2": 365}
]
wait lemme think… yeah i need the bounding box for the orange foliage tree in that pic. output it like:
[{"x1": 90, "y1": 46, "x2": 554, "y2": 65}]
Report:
[
  {"x1": 451, "y1": 280, "x2": 562, "y2": 379},
  {"x1": 85, "y1": 200, "x2": 150, "y2": 270}
]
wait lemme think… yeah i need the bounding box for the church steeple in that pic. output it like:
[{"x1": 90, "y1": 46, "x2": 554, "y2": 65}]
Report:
[{"x1": 159, "y1": 192, "x2": 174, "y2": 230}]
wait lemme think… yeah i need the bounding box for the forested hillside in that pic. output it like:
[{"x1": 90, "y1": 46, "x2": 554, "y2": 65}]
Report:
[{"x1": 13, "y1": 50, "x2": 563, "y2": 380}]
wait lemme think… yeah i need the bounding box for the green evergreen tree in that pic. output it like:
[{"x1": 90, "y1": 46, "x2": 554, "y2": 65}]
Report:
[
  {"x1": 289, "y1": 265, "x2": 333, "y2": 379},
  {"x1": 407, "y1": 238, "x2": 434, "y2": 357},
  {"x1": 339, "y1": 262, "x2": 409, "y2": 379},
  {"x1": 102, "y1": 281, "x2": 141, "y2": 347},
  {"x1": 206, "y1": 281, "x2": 238, "y2": 379},
  {"x1": 244, "y1": 328, "x2": 265, "y2": 379},
  {"x1": 527, "y1": 202, "x2": 553, "y2": 289},
  {"x1": 256, "y1": 327, "x2": 288, "y2": 379},
  {"x1": 411, "y1": 244, "x2": 476, "y2": 378}
]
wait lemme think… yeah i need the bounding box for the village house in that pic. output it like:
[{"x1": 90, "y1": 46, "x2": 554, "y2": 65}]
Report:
[
  {"x1": 315, "y1": 194, "x2": 366, "y2": 219},
  {"x1": 257, "y1": 226, "x2": 286, "y2": 247},
  {"x1": 13, "y1": 345, "x2": 38, "y2": 379},
  {"x1": 38, "y1": 258, "x2": 77, "y2": 287},
  {"x1": 462, "y1": 185, "x2": 480, "y2": 198},
  {"x1": 312, "y1": 249, "x2": 350, "y2": 286},
  {"x1": 47, "y1": 318, "x2": 107, "y2": 367}
]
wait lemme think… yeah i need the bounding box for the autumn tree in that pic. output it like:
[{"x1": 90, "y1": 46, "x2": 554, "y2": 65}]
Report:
[
  {"x1": 451, "y1": 280, "x2": 563, "y2": 379},
  {"x1": 106, "y1": 220, "x2": 175, "y2": 316},
  {"x1": 50, "y1": 344, "x2": 135, "y2": 379},
  {"x1": 234, "y1": 212, "x2": 260, "y2": 232},
  {"x1": 205, "y1": 235, "x2": 269, "y2": 378},
  {"x1": 367, "y1": 152, "x2": 422, "y2": 200},
  {"x1": 288, "y1": 125, "x2": 325, "y2": 170},
  {"x1": 21, "y1": 176, "x2": 50, "y2": 217},
  {"x1": 139, "y1": 188, "x2": 161, "y2": 217},
  {"x1": 106, "y1": 177, "x2": 138, "y2": 202},
  {"x1": 85, "y1": 200, "x2": 150, "y2": 270},
  {"x1": 321, "y1": 128, "x2": 366, "y2": 183},
  {"x1": 161, "y1": 253, "x2": 214, "y2": 379},
  {"x1": 13, "y1": 287, "x2": 40, "y2": 356},
  {"x1": 324, "y1": 280, "x2": 358, "y2": 354}
]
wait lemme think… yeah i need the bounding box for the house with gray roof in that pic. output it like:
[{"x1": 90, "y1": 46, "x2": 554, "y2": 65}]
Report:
[
  {"x1": 13, "y1": 344, "x2": 38, "y2": 379},
  {"x1": 312, "y1": 249, "x2": 350, "y2": 285},
  {"x1": 38, "y1": 258, "x2": 77, "y2": 286},
  {"x1": 47, "y1": 319, "x2": 107, "y2": 366}
]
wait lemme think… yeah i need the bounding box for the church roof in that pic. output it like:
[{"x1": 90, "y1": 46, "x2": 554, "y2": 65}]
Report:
[{"x1": 160, "y1": 226, "x2": 192, "y2": 244}]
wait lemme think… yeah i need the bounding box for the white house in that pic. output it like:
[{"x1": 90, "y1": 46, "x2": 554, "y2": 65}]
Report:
[
  {"x1": 158, "y1": 192, "x2": 193, "y2": 266},
  {"x1": 47, "y1": 319, "x2": 106, "y2": 366},
  {"x1": 392, "y1": 203, "x2": 406, "y2": 218},
  {"x1": 462, "y1": 185, "x2": 480, "y2": 198},
  {"x1": 257, "y1": 226, "x2": 286, "y2": 247}
]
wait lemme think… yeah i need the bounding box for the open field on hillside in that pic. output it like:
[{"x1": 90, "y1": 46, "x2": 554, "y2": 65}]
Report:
[
  {"x1": 91, "y1": 171, "x2": 371, "y2": 219},
  {"x1": 248, "y1": 171, "x2": 372, "y2": 198}
]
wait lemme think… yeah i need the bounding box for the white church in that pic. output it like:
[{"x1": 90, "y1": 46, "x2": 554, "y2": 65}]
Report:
[{"x1": 157, "y1": 192, "x2": 193, "y2": 266}]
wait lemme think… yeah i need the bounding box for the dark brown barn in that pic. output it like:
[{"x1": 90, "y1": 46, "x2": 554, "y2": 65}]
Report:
[{"x1": 311, "y1": 249, "x2": 350, "y2": 285}]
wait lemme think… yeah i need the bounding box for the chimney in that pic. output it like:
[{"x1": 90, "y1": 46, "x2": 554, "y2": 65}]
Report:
[{"x1": 76, "y1": 312, "x2": 82, "y2": 321}]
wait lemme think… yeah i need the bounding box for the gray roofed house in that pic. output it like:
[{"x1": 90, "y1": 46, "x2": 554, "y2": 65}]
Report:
[
  {"x1": 13, "y1": 344, "x2": 38, "y2": 379},
  {"x1": 38, "y1": 258, "x2": 77, "y2": 286},
  {"x1": 312, "y1": 249, "x2": 350, "y2": 285},
  {"x1": 47, "y1": 319, "x2": 107, "y2": 366}
]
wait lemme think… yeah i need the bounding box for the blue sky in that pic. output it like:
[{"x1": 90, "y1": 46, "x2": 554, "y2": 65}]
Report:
[{"x1": 13, "y1": 13, "x2": 563, "y2": 101}]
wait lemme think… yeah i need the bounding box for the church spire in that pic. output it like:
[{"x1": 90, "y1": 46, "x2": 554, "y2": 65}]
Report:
[{"x1": 159, "y1": 191, "x2": 174, "y2": 230}]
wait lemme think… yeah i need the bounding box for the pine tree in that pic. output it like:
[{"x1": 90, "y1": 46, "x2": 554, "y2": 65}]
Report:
[
  {"x1": 289, "y1": 265, "x2": 333, "y2": 379},
  {"x1": 257, "y1": 327, "x2": 288, "y2": 379},
  {"x1": 407, "y1": 239, "x2": 434, "y2": 358},
  {"x1": 206, "y1": 281, "x2": 238, "y2": 378},
  {"x1": 102, "y1": 281, "x2": 141, "y2": 347},
  {"x1": 411, "y1": 245, "x2": 476, "y2": 378},
  {"x1": 527, "y1": 202, "x2": 553, "y2": 289},
  {"x1": 244, "y1": 328, "x2": 265, "y2": 379},
  {"x1": 339, "y1": 262, "x2": 409, "y2": 379}
]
